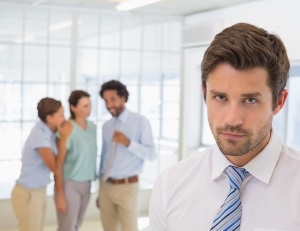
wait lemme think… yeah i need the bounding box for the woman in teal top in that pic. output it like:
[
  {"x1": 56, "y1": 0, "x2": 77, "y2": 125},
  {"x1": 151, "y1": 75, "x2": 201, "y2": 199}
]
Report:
[{"x1": 55, "y1": 90, "x2": 97, "y2": 231}]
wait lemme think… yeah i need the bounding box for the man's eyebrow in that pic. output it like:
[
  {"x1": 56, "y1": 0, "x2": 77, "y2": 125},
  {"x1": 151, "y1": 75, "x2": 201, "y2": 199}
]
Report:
[
  {"x1": 209, "y1": 90, "x2": 228, "y2": 96},
  {"x1": 240, "y1": 92, "x2": 262, "y2": 98},
  {"x1": 209, "y1": 90, "x2": 262, "y2": 97}
]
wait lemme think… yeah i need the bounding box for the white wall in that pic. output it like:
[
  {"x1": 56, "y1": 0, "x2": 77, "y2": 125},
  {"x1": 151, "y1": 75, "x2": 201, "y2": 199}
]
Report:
[
  {"x1": 180, "y1": 47, "x2": 206, "y2": 159},
  {"x1": 184, "y1": 0, "x2": 300, "y2": 60}
]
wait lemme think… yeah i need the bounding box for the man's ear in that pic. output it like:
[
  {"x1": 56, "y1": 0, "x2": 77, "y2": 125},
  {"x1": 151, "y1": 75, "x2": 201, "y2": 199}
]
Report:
[
  {"x1": 273, "y1": 89, "x2": 288, "y2": 115},
  {"x1": 121, "y1": 96, "x2": 126, "y2": 103},
  {"x1": 202, "y1": 85, "x2": 206, "y2": 101}
]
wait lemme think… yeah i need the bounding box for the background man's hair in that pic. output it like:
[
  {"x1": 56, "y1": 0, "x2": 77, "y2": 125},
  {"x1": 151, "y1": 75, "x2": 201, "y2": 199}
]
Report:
[{"x1": 99, "y1": 80, "x2": 129, "y2": 102}]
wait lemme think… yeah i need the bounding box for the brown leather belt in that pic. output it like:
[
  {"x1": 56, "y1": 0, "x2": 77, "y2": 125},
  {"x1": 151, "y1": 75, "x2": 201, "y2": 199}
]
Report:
[{"x1": 107, "y1": 175, "x2": 138, "y2": 184}]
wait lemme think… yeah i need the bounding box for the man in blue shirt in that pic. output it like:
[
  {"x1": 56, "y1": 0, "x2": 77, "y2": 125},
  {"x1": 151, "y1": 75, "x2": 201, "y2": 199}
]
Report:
[{"x1": 97, "y1": 80, "x2": 156, "y2": 231}]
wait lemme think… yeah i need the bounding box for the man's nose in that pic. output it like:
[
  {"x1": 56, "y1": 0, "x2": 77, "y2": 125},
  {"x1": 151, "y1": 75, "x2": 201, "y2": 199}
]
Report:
[
  {"x1": 105, "y1": 101, "x2": 111, "y2": 107},
  {"x1": 106, "y1": 101, "x2": 114, "y2": 109},
  {"x1": 223, "y1": 103, "x2": 244, "y2": 127}
]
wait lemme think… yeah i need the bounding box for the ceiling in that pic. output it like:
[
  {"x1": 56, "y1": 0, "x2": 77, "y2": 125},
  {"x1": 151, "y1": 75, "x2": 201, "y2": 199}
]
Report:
[{"x1": 0, "y1": 0, "x2": 260, "y2": 16}]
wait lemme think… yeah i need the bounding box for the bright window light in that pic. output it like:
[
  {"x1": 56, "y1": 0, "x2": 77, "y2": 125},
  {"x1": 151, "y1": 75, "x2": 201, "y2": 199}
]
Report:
[
  {"x1": 14, "y1": 36, "x2": 36, "y2": 44},
  {"x1": 49, "y1": 20, "x2": 72, "y2": 32},
  {"x1": 32, "y1": 0, "x2": 48, "y2": 6},
  {"x1": 116, "y1": 0, "x2": 163, "y2": 11}
]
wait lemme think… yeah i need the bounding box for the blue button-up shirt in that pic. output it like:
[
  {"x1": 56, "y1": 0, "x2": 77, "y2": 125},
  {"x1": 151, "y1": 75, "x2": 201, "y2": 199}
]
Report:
[
  {"x1": 100, "y1": 109, "x2": 155, "y2": 179},
  {"x1": 17, "y1": 120, "x2": 57, "y2": 188}
]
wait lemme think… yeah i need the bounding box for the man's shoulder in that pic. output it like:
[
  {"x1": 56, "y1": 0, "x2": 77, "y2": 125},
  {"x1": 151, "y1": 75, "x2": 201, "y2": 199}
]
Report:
[
  {"x1": 128, "y1": 110, "x2": 146, "y2": 119},
  {"x1": 282, "y1": 145, "x2": 300, "y2": 161},
  {"x1": 103, "y1": 117, "x2": 114, "y2": 127},
  {"x1": 159, "y1": 146, "x2": 214, "y2": 181},
  {"x1": 175, "y1": 147, "x2": 213, "y2": 167},
  {"x1": 127, "y1": 110, "x2": 149, "y2": 125}
]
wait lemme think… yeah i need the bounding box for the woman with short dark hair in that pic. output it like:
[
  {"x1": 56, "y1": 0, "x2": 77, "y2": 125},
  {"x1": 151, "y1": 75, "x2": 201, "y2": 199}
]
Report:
[{"x1": 11, "y1": 97, "x2": 65, "y2": 231}]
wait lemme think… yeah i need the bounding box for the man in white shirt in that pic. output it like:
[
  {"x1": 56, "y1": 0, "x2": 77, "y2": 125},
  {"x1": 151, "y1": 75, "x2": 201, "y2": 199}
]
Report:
[{"x1": 149, "y1": 23, "x2": 300, "y2": 231}]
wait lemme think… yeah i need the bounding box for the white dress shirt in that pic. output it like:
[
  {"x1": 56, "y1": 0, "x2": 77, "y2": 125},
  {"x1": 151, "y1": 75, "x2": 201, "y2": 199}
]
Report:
[{"x1": 149, "y1": 132, "x2": 300, "y2": 231}]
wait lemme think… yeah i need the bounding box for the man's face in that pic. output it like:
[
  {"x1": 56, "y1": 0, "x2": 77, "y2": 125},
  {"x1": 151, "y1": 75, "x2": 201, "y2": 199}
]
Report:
[
  {"x1": 204, "y1": 63, "x2": 285, "y2": 159},
  {"x1": 102, "y1": 90, "x2": 125, "y2": 117}
]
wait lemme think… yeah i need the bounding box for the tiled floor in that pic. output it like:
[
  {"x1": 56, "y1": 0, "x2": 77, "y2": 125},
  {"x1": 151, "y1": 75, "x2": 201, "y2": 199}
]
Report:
[{"x1": 6, "y1": 217, "x2": 149, "y2": 231}]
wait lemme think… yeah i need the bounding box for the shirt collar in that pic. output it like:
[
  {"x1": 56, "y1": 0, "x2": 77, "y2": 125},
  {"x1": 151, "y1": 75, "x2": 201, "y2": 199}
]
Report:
[
  {"x1": 116, "y1": 108, "x2": 129, "y2": 124},
  {"x1": 211, "y1": 131, "x2": 282, "y2": 184},
  {"x1": 244, "y1": 131, "x2": 282, "y2": 184},
  {"x1": 211, "y1": 145, "x2": 232, "y2": 180}
]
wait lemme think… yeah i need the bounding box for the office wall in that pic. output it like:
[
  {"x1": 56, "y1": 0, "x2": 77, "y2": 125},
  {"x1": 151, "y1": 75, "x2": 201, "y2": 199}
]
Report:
[{"x1": 184, "y1": 0, "x2": 300, "y2": 60}]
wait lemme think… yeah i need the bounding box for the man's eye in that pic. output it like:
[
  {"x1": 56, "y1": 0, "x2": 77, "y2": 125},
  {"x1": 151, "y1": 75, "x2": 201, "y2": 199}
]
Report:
[
  {"x1": 245, "y1": 98, "x2": 257, "y2": 104},
  {"x1": 215, "y1": 95, "x2": 227, "y2": 101}
]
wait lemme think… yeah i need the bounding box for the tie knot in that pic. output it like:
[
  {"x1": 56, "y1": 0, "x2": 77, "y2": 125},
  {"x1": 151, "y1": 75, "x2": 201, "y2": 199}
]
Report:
[{"x1": 225, "y1": 165, "x2": 248, "y2": 190}]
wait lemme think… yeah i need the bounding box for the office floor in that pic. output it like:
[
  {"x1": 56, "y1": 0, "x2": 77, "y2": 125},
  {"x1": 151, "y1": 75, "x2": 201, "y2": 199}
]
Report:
[{"x1": 6, "y1": 217, "x2": 149, "y2": 231}]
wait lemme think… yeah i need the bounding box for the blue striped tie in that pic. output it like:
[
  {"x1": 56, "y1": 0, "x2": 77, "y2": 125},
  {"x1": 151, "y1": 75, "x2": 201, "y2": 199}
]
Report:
[{"x1": 210, "y1": 165, "x2": 248, "y2": 231}]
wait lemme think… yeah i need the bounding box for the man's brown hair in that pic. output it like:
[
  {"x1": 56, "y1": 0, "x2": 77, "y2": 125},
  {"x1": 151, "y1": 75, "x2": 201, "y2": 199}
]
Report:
[
  {"x1": 201, "y1": 23, "x2": 290, "y2": 109},
  {"x1": 99, "y1": 80, "x2": 129, "y2": 102}
]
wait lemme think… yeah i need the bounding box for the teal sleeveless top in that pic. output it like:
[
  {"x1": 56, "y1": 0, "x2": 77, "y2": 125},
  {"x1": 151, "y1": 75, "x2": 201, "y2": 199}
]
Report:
[{"x1": 63, "y1": 120, "x2": 97, "y2": 181}]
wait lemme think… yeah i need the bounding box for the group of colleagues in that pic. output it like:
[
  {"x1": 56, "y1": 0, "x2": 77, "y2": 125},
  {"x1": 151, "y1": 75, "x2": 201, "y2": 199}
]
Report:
[
  {"x1": 9, "y1": 21, "x2": 300, "y2": 231},
  {"x1": 11, "y1": 80, "x2": 155, "y2": 231}
]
